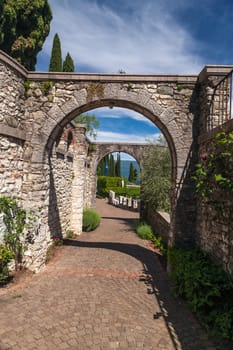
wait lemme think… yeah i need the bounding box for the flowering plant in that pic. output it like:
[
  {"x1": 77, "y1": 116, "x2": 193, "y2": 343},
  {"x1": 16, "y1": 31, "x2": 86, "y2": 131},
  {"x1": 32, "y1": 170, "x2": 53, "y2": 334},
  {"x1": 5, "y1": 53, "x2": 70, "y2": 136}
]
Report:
[{"x1": 53, "y1": 236, "x2": 63, "y2": 246}]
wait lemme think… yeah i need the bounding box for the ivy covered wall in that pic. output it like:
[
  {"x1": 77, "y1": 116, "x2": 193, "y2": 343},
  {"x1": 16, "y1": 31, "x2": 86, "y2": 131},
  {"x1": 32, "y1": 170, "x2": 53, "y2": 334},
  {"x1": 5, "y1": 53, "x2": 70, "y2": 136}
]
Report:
[{"x1": 196, "y1": 128, "x2": 233, "y2": 273}]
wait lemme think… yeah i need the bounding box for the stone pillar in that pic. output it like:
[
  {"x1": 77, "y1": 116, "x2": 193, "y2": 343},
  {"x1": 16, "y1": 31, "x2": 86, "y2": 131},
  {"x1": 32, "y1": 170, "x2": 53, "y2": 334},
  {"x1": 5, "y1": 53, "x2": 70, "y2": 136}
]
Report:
[
  {"x1": 70, "y1": 125, "x2": 88, "y2": 234},
  {"x1": 83, "y1": 146, "x2": 99, "y2": 209}
]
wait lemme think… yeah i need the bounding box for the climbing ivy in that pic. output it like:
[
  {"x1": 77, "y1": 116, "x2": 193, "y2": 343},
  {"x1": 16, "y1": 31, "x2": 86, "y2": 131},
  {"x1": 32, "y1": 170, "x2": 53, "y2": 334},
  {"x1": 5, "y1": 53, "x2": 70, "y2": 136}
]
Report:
[{"x1": 194, "y1": 131, "x2": 233, "y2": 206}]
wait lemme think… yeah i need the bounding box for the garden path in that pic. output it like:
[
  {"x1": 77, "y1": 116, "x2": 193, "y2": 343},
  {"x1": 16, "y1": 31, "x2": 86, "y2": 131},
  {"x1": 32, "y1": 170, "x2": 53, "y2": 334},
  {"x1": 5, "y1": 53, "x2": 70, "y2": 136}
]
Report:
[{"x1": 0, "y1": 199, "x2": 218, "y2": 349}]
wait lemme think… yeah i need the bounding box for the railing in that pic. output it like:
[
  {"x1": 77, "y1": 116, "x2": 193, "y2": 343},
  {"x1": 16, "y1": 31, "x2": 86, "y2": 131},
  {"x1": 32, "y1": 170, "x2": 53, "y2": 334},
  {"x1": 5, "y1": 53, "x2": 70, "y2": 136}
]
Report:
[
  {"x1": 108, "y1": 190, "x2": 140, "y2": 212},
  {"x1": 208, "y1": 70, "x2": 233, "y2": 132}
]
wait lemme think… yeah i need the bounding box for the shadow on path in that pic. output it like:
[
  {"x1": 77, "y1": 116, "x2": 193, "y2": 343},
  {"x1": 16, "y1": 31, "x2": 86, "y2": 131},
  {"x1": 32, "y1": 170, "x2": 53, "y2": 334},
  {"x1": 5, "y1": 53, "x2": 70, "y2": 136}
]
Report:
[{"x1": 64, "y1": 238, "x2": 215, "y2": 350}]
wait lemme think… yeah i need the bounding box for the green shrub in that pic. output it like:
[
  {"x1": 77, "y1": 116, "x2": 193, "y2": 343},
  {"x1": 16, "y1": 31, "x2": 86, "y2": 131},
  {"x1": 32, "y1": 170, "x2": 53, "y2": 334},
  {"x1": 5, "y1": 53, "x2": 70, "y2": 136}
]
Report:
[
  {"x1": 168, "y1": 247, "x2": 233, "y2": 340},
  {"x1": 97, "y1": 176, "x2": 107, "y2": 196},
  {"x1": 82, "y1": 209, "x2": 101, "y2": 232},
  {"x1": 135, "y1": 221, "x2": 153, "y2": 240},
  {"x1": 152, "y1": 236, "x2": 167, "y2": 255},
  {"x1": 0, "y1": 244, "x2": 14, "y2": 284},
  {"x1": 52, "y1": 237, "x2": 63, "y2": 246},
  {"x1": 0, "y1": 196, "x2": 26, "y2": 271},
  {"x1": 66, "y1": 230, "x2": 75, "y2": 239},
  {"x1": 97, "y1": 176, "x2": 136, "y2": 197},
  {"x1": 108, "y1": 187, "x2": 140, "y2": 198}
]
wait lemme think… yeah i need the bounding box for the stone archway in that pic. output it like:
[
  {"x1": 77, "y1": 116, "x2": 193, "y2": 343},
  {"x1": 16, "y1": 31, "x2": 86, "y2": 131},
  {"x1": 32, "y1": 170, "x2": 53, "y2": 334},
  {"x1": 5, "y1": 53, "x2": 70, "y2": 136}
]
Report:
[
  {"x1": 84, "y1": 142, "x2": 151, "y2": 208},
  {"x1": 26, "y1": 95, "x2": 188, "y2": 249},
  {"x1": 0, "y1": 51, "x2": 202, "y2": 270},
  {"x1": 24, "y1": 96, "x2": 193, "y2": 272},
  {"x1": 1, "y1": 51, "x2": 233, "y2": 272}
]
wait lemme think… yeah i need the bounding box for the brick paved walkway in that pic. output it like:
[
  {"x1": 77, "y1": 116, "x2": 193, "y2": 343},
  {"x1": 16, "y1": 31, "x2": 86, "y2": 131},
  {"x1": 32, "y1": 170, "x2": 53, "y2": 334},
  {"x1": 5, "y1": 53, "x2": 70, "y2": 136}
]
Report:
[{"x1": 0, "y1": 199, "x2": 218, "y2": 350}]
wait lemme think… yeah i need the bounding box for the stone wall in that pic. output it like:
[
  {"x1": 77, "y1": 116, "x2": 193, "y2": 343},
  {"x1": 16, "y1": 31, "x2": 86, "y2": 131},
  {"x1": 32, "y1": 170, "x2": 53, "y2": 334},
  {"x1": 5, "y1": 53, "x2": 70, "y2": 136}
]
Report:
[
  {"x1": 1, "y1": 50, "x2": 233, "y2": 272},
  {"x1": 147, "y1": 207, "x2": 170, "y2": 245},
  {"x1": 0, "y1": 135, "x2": 24, "y2": 197},
  {"x1": 0, "y1": 61, "x2": 25, "y2": 129},
  {"x1": 0, "y1": 57, "x2": 26, "y2": 200},
  {"x1": 196, "y1": 121, "x2": 233, "y2": 273},
  {"x1": 48, "y1": 148, "x2": 74, "y2": 239}
]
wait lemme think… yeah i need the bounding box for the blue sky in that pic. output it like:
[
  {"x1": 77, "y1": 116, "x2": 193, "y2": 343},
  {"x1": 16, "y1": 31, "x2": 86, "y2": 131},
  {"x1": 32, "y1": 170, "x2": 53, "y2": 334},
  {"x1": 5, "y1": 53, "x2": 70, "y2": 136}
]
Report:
[{"x1": 36, "y1": 0, "x2": 233, "y2": 157}]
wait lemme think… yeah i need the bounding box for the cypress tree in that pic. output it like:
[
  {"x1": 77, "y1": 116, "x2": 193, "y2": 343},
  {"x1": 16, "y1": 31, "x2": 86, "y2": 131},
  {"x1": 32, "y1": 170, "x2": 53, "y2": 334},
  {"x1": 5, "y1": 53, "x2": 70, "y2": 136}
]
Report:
[
  {"x1": 128, "y1": 162, "x2": 134, "y2": 182},
  {"x1": 97, "y1": 158, "x2": 105, "y2": 176},
  {"x1": 133, "y1": 168, "x2": 138, "y2": 183},
  {"x1": 49, "y1": 33, "x2": 62, "y2": 72},
  {"x1": 63, "y1": 52, "x2": 75, "y2": 72},
  {"x1": 115, "y1": 153, "x2": 121, "y2": 177},
  {"x1": 109, "y1": 154, "x2": 115, "y2": 177}
]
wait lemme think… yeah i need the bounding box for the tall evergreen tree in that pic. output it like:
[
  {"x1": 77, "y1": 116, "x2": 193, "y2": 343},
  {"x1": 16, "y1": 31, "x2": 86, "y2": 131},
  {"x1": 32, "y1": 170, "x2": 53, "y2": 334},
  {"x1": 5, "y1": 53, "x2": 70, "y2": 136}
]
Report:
[
  {"x1": 115, "y1": 153, "x2": 121, "y2": 177},
  {"x1": 0, "y1": 0, "x2": 52, "y2": 70},
  {"x1": 63, "y1": 52, "x2": 75, "y2": 72},
  {"x1": 128, "y1": 162, "x2": 135, "y2": 182},
  {"x1": 109, "y1": 154, "x2": 115, "y2": 177},
  {"x1": 133, "y1": 168, "x2": 138, "y2": 183},
  {"x1": 49, "y1": 33, "x2": 62, "y2": 72},
  {"x1": 97, "y1": 158, "x2": 105, "y2": 176}
]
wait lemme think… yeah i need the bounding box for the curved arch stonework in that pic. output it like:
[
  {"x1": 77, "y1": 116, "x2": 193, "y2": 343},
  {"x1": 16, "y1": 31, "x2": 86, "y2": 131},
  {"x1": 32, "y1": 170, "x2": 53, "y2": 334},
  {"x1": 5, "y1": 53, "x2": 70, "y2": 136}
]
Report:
[
  {"x1": 84, "y1": 143, "x2": 155, "y2": 209},
  {"x1": 0, "y1": 51, "x2": 198, "y2": 270},
  {"x1": 3, "y1": 50, "x2": 233, "y2": 272}
]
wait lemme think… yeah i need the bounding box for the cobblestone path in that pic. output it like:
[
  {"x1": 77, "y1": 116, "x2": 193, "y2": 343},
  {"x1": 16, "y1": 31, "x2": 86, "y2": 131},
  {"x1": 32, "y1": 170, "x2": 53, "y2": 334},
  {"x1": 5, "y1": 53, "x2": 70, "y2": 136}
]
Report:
[{"x1": 0, "y1": 199, "x2": 217, "y2": 350}]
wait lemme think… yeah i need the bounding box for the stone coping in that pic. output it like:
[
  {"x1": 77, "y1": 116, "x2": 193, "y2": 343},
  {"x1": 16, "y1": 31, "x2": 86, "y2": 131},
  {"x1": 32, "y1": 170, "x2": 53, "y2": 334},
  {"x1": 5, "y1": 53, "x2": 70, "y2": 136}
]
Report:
[
  {"x1": 157, "y1": 210, "x2": 171, "y2": 224},
  {"x1": 0, "y1": 50, "x2": 196, "y2": 83},
  {"x1": 1, "y1": 50, "x2": 233, "y2": 83}
]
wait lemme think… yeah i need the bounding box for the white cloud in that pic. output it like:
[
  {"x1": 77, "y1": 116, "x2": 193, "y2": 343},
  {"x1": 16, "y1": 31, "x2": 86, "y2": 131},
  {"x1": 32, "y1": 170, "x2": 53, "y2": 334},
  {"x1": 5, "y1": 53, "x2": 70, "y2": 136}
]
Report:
[
  {"x1": 90, "y1": 130, "x2": 162, "y2": 143},
  {"x1": 38, "y1": 0, "x2": 205, "y2": 73},
  {"x1": 88, "y1": 107, "x2": 155, "y2": 125}
]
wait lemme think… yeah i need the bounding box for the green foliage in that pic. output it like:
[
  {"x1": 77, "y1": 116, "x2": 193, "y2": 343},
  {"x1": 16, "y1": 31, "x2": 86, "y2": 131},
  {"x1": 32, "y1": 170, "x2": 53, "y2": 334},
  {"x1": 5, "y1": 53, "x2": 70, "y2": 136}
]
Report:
[
  {"x1": 52, "y1": 237, "x2": 63, "y2": 246},
  {"x1": 23, "y1": 80, "x2": 31, "y2": 92},
  {"x1": 0, "y1": 0, "x2": 52, "y2": 70},
  {"x1": 97, "y1": 155, "x2": 108, "y2": 176},
  {"x1": 112, "y1": 187, "x2": 140, "y2": 198},
  {"x1": 97, "y1": 176, "x2": 107, "y2": 196},
  {"x1": 135, "y1": 221, "x2": 153, "y2": 240},
  {"x1": 135, "y1": 221, "x2": 166, "y2": 255},
  {"x1": 40, "y1": 80, "x2": 53, "y2": 95},
  {"x1": 63, "y1": 52, "x2": 75, "y2": 72},
  {"x1": 151, "y1": 235, "x2": 167, "y2": 255},
  {"x1": 0, "y1": 196, "x2": 40, "y2": 271},
  {"x1": 74, "y1": 113, "x2": 99, "y2": 139},
  {"x1": 141, "y1": 139, "x2": 171, "y2": 212},
  {"x1": 49, "y1": 33, "x2": 62, "y2": 72},
  {"x1": 82, "y1": 208, "x2": 101, "y2": 232},
  {"x1": 115, "y1": 153, "x2": 121, "y2": 177},
  {"x1": 0, "y1": 244, "x2": 14, "y2": 283},
  {"x1": 66, "y1": 230, "x2": 75, "y2": 239},
  {"x1": 97, "y1": 176, "x2": 139, "y2": 198},
  {"x1": 109, "y1": 154, "x2": 115, "y2": 177},
  {"x1": 176, "y1": 84, "x2": 184, "y2": 91},
  {"x1": 168, "y1": 247, "x2": 233, "y2": 340},
  {"x1": 97, "y1": 176, "x2": 122, "y2": 196},
  {"x1": 128, "y1": 162, "x2": 138, "y2": 183},
  {"x1": 0, "y1": 196, "x2": 26, "y2": 270},
  {"x1": 194, "y1": 132, "x2": 233, "y2": 207}
]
